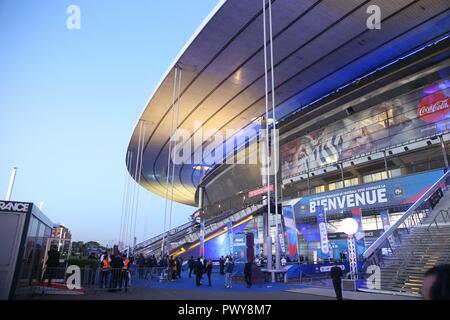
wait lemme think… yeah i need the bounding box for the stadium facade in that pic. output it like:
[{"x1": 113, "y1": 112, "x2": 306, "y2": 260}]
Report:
[{"x1": 126, "y1": 0, "x2": 450, "y2": 288}]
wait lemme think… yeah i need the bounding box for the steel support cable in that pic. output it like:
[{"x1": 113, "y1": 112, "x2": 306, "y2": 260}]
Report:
[
  {"x1": 269, "y1": 0, "x2": 281, "y2": 270},
  {"x1": 263, "y1": 0, "x2": 272, "y2": 247},
  {"x1": 137, "y1": 123, "x2": 146, "y2": 241},
  {"x1": 129, "y1": 121, "x2": 143, "y2": 253},
  {"x1": 123, "y1": 151, "x2": 133, "y2": 248},
  {"x1": 132, "y1": 121, "x2": 146, "y2": 254},
  {"x1": 168, "y1": 66, "x2": 183, "y2": 256},
  {"x1": 161, "y1": 67, "x2": 179, "y2": 256},
  {"x1": 119, "y1": 150, "x2": 131, "y2": 247}
]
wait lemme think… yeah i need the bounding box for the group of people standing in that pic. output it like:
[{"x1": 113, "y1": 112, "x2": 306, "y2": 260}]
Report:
[
  {"x1": 98, "y1": 252, "x2": 133, "y2": 291},
  {"x1": 188, "y1": 255, "x2": 240, "y2": 288},
  {"x1": 188, "y1": 256, "x2": 214, "y2": 287}
]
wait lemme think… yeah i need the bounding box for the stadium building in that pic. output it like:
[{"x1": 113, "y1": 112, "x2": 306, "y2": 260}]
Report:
[{"x1": 126, "y1": 0, "x2": 450, "y2": 294}]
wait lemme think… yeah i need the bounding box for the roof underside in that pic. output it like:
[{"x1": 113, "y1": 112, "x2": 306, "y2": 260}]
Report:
[{"x1": 127, "y1": 0, "x2": 450, "y2": 206}]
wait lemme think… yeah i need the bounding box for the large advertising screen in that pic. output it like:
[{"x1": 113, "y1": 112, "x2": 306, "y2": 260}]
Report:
[{"x1": 281, "y1": 79, "x2": 450, "y2": 178}]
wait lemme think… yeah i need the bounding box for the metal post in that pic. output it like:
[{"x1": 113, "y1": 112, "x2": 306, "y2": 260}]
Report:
[
  {"x1": 340, "y1": 162, "x2": 345, "y2": 188},
  {"x1": 440, "y1": 135, "x2": 449, "y2": 170},
  {"x1": 266, "y1": 236, "x2": 274, "y2": 282},
  {"x1": 347, "y1": 235, "x2": 357, "y2": 280},
  {"x1": 268, "y1": 0, "x2": 280, "y2": 271},
  {"x1": 261, "y1": 117, "x2": 271, "y2": 261},
  {"x1": 383, "y1": 150, "x2": 390, "y2": 178},
  {"x1": 306, "y1": 159, "x2": 311, "y2": 195},
  {"x1": 5, "y1": 167, "x2": 17, "y2": 201}
]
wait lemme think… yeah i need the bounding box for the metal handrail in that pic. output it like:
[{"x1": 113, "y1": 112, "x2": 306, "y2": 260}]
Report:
[
  {"x1": 427, "y1": 209, "x2": 450, "y2": 233},
  {"x1": 363, "y1": 169, "x2": 450, "y2": 259}
]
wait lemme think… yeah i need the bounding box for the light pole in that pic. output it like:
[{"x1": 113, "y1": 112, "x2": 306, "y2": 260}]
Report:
[
  {"x1": 342, "y1": 218, "x2": 359, "y2": 280},
  {"x1": 5, "y1": 167, "x2": 17, "y2": 201}
]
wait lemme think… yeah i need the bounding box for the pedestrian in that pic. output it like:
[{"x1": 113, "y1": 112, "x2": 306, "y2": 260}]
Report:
[
  {"x1": 205, "y1": 259, "x2": 213, "y2": 286},
  {"x1": 138, "y1": 253, "x2": 145, "y2": 279},
  {"x1": 144, "y1": 256, "x2": 151, "y2": 279},
  {"x1": 42, "y1": 245, "x2": 60, "y2": 286},
  {"x1": 88, "y1": 252, "x2": 97, "y2": 260},
  {"x1": 99, "y1": 254, "x2": 111, "y2": 288},
  {"x1": 172, "y1": 258, "x2": 178, "y2": 280},
  {"x1": 281, "y1": 256, "x2": 287, "y2": 267},
  {"x1": 423, "y1": 264, "x2": 450, "y2": 300},
  {"x1": 244, "y1": 260, "x2": 252, "y2": 288},
  {"x1": 168, "y1": 255, "x2": 175, "y2": 282},
  {"x1": 330, "y1": 261, "x2": 343, "y2": 300},
  {"x1": 225, "y1": 257, "x2": 234, "y2": 289},
  {"x1": 177, "y1": 257, "x2": 183, "y2": 278},
  {"x1": 109, "y1": 254, "x2": 124, "y2": 291},
  {"x1": 194, "y1": 257, "x2": 203, "y2": 286},
  {"x1": 121, "y1": 255, "x2": 130, "y2": 291},
  {"x1": 87, "y1": 252, "x2": 98, "y2": 285},
  {"x1": 188, "y1": 256, "x2": 195, "y2": 278},
  {"x1": 219, "y1": 256, "x2": 225, "y2": 275}
]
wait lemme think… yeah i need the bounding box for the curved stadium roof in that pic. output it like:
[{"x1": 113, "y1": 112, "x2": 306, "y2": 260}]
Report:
[{"x1": 127, "y1": 0, "x2": 450, "y2": 206}]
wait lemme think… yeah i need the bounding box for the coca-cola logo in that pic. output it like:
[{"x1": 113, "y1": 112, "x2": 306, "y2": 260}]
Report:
[{"x1": 418, "y1": 91, "x2": 450, "y2": 123}]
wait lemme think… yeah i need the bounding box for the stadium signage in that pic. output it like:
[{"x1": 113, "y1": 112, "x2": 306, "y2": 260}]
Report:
[
  {"x1": 310, "y1": 186, "x2": 387, "y2": 213},
  {"x1": 294, "y1": 170, "x2": 443, "y2": 217},
  {"x1": 0, "y1": 201, "x2": 31, "y2": 213}
]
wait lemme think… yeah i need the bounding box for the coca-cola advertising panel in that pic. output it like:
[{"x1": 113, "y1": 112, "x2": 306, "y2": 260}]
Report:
[{"x1": 281, "y1": 79, "x2": 450, "y2": 178}]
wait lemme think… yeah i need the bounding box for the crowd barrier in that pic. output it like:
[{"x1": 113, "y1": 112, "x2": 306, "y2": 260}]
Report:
[{"x1": 13, "y1": 266, "x2": 175, "y2": 298}]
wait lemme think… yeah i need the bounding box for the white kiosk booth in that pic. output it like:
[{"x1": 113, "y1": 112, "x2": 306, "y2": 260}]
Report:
[{"x1": 0, "y1": 200, "x2": 53, "y2": 299}]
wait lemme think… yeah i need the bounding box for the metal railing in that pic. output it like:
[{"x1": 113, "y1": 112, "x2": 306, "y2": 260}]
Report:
[
  {"x1": 363, "y1": 169, "x2": 450, "y2": 262},
  {"x1": 13, "y1": 266, "x2": 173, "y2": 299},
  {"x1": 427, "y1": 208, "x2": 450, "y2": 232}
]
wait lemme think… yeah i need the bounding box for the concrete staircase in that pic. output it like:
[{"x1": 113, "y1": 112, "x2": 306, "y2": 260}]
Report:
[
  {"x1": 379, "y1": 223, "x2": 450, "y2": 295},
  {"x1": 372, "y1": 192, "x2": 450, "y2": 295}
]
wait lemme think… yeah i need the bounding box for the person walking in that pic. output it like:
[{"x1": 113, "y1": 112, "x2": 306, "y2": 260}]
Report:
[
  {"x1": 205, "y1": 259, "x2": 213, "y2": 286},
  {"x1": 219, "y1": 256, "x2": 225, "y2": 275},
  {"x1": 188, "y1": 256, "x2": 195, "y2": 278},
  {"x1": 43, "y1": 245, "x2": 60, "y2": 286},
  {"x1": 168, "y1": 255, "x2": 175, "y2": 282},
  {"x1": 194, "y1": 257, "x2": 204, "y2": 286},
  {"x1": 330, "y1": 261, "x2": 343, "y2": 300},
  {"x1": 225, "y1": 257, "x2": 234, "y2": 289},
  {"x1": 244, "y1": 260, "x2": 253, "y2": 288},
  {"x1": 177, "y1": 257, "x2": 183, "y2": 279}
]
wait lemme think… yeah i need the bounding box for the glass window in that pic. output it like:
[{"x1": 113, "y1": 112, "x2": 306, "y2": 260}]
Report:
[
  {"x1": 345, "y1": 177, "x2": 359, "y2": 187},
  {"x1": 38, "y1": 222, "x2": 45, "y2": 237},
  {"x1": 28, "y1": 217, "x2": 39, "y2": 237},
  {"x1": 389, "y1": 168, "x2": 401, "y2": 178},
  {"x1": 315, "y1": 185, "x2": 325, "y2": 194},
  {"x1": 328, "y1": 181, "x2": 343, "y2": 191}
]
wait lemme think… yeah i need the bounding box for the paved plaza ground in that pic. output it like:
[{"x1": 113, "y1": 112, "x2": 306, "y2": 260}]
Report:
[{"x1": 20, "y1": 270, "x2": 420, "y2": 300}]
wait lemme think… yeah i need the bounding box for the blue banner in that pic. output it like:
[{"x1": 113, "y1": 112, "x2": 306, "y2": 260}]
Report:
[
  {"x1": 380, "y1": 209, "x2": 391, "y2": 231},
  {"x1": 294, "y1": 170, "x2": 443, "y2": 218},
  {"x1": 351, "y1": 208, "x2": 366, "y2": 257},
  {"x1": 227, "y1": 221, "x2": 233, "y2": 256},
  {"x1": 199, "y1": 222, "x2": 205, "y2": 257},
  {"x1": 316, "y1": 205, "x2": 330, "y2": 257},
  {"x1": 283, "y1": 205, "x2": 299, "y2": 260}
]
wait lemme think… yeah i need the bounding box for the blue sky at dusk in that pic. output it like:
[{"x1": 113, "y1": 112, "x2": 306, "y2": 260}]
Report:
[{"x1": 0, "y1": 0, "x2": 219, "y2": 245}]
